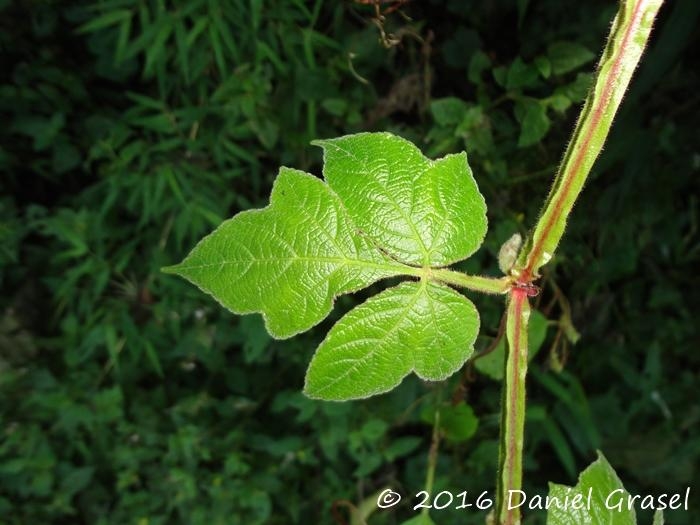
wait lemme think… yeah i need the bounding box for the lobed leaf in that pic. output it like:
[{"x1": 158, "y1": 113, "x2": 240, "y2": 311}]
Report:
[
  {"x1": 315, "y1": 132, "x2": 487, "y2": 267},
  {"x1": 167, "y1": 132, "x2": 491, "y2": 400},
  {"x1": 304, "y1": 281, "x2": 480, "y2": 400},
  {"x1": 547, "y1": 452, "x2": 635, "y2": 525},
  {"x1": 164, "y1": 168, "x2": 410, "y2": 338}
]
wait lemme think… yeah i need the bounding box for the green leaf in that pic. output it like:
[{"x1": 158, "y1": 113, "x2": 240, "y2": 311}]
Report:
[
  {"x1": 239, "y1": 316, "x2": 271, "y2": 364},
  {"x1": 77, "y1": 9, "x2": 131, "y2": 34},
  {"x1": 517, "y1": 100, "x2": 551, "y2": 147},
  {"x1": 535, "y1": 55, "x2": 552, "y2": 78},
  {"x1": 430, "y1": 97, "x2": 469, "y2": 127},
  {"x1": 468, "y1": 50, "x2": 491, "y2": 84},
  {"x1": 168, "y1": 132, "x2": 490, "y2": 400},
  {"x1": 547, "y1": 452, "x2": 635, "y2": 525},
  {"x1": 361, "y1": 419, "x2": 388, "y2": 441},
  {"x1": 144, "y1": 17, "x2": 173, "y2": 77},
  {"x1": 547, "y1": 41, "x2": 596, "y2": 76},
  {"x1": 423, "y1": 402, "x2": 479, "y2": 442},
  {"x1": 210, "y1": 2, "x2": 239, "y2": 63},
  {"x1": 548, "y1": 94, "x2": 572, "y2": 113},
  {"x1": 209, "y1": 23, "x2": 227, "y2": 78},
  {"x1": 440, "y1": 402, "x2": 478, "y2": 442},
  {"x1": 314, "y1": 132, "x2": 487, "y2": 266},
  {"x1": 174, "y1": 18, "x2": 191, "y2": 83},
  {"x1": 321, "y1": 98, "x2": 348, "y2": 117},
  {"x1": 555, "y1": 72, "x2": 593, "y2": 103},
  {"x1": 384, "y1": 437, "x2": 422, "y2": 461},
  {"x1": 475, "y1": 309, "x2": 548, "y2": 380},
  {"x1": 492, "y1": 65, "x2": 508, "y2": 87},
  {"x1": 304, "y1": 281, "x2": 480, "y2": 400},
  {"x1": 506, "y1": 57, "x2": 540, "y2": 90},
  {"x1": 164, "y1": 168, "x2": 409, "y2": 338}
]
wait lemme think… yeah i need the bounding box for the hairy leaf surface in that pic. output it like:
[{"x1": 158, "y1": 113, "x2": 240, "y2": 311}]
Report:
[
  {"x1": 315, "y1": 132, "x2": 487, "y2": 266},
  {"x1": 164, "y1": 168, "x2": 410, "y2": 338},
  {"x1": 547, "y1": 452, "x2": 635, "y2": 525},
  {"x1": 167, "y1": 132, "x2": 490, "y2": 400},
  {"x1": 304, "y1": 281, "x2": 480, "y2": 400}
]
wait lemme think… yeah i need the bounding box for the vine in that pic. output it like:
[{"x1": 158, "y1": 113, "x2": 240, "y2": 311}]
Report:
[{"x1": 165, "y1": 1, "x2": 664, "y2": 523}]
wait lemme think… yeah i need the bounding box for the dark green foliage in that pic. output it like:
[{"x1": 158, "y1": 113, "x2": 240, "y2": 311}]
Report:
[{"x1": 1, "y1": 0, "x2": 697, "y2": 523}]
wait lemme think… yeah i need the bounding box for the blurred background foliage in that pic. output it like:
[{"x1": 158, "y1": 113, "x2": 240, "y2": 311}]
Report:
[{"x1": 0, "y1": 0, "x2": 698, "y2": 523}]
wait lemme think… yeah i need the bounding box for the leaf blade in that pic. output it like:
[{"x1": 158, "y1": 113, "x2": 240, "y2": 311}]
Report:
[
  {"x1": 304, "y1": 280, "x2": 479, "y2": 400},
  {"x1": 165, "y1": 168, "x2": 412, "y2": 338},
  {"x1": 547, "y1": 41, "x2": 596, "y2": 76},
  {"x1": 315, "y1": 132, "x2": 487, "y2": 266},
  {"x1": 547, "y1": 452, "x2": 636, "y2": 525}
]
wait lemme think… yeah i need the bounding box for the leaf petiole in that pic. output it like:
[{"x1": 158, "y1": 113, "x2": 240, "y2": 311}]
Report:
[{"x1": 430, "y1": 268, "x2": 511, "y2": 294}]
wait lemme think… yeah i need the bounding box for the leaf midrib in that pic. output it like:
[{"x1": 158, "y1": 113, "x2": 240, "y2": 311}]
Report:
[
  {"x1": 311, "y1": 281, "x2": 426, "y2": 396},
  {"x1": 320, "y1": 140, "x2": 432, "y2": 265}
]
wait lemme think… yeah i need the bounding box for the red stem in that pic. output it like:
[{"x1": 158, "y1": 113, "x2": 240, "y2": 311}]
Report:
[
  {"x1": 501, "y1": 288, "x2": 528, "y2": 525},
  {"x1": 521, "y1": 0, "x2": 646, "y2": 282}
]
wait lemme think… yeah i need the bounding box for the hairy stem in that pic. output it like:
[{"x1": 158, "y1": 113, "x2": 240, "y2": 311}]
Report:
[
  {"x1": 517, "y1": 0, "x2": 664, "y2": 281},
  {"x1": 431, "y1": 269, "x2": 511, "y2": 294},
  {"x1": 496, "y1": 3, "x2": 663, "y2": 523},
  {"x1": 496, "y1": 289, "x2": 530, "y2": 525}
]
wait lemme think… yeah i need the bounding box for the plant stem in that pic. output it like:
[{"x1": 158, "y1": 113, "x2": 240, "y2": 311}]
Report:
[
  {"x1": 431, "y1": 269, "x2": 511, "y2": 294},
  {"x1": 422, "y1": 408, "x2": 441, "y2": 518},
  {"x1": 496, "y1": 288, "x2": 530, "y2": 525},
  {"x1": 494, "y1": 2, "x2": 664, "y2": 523},
  {"x1": 516, "y1": 0, "x2": 664, "y2": 282}
]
